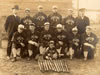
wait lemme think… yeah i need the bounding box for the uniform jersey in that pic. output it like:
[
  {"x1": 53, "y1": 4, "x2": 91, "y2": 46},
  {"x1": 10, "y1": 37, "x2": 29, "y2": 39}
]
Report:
[
  {"x1": 62, "y1": 15, "x2": 76, "y2": 33},
  {"x1": 48, "y1": 12, "x2": 62, "y2": 29},
  {"x1": 21, "y1": 16, "x2": 33, "y2": 29},
  {"x1": 44, "y1": 47, "x2": 58, "y2": 59},
  {"x1": 40, "y1": 29, "x2": 53, "y2": 47},
  {"x1": 27, "y1": 30, "x2": 40, "y2": 43},
  {"x1": 69, "y1": 33, "x2": 81, "y2": 49},
  {"x1": 12, "y1": 31, "x2": 26, "y2": 48},
  {"x1": 81, "y1": 32, "x2": 98, "y2": 47},
  {"x1": 76, "y1": 16, "x2": 90, "y2": 34},
  {"x1": 33, "y1": 12, "x2": 47, "y2": 30}
]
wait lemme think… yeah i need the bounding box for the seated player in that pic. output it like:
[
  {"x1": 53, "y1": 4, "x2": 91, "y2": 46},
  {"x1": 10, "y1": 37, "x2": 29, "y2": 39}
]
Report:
[
  {"x1": 54, "y1": 24, "x2": 68, "y2": 58},
  {"x1": 43, "y1": 41, "x2": 58, "y2": 60},
  {"x1": 82, "y1": 26, "x2": 98, "y2": 61},
  {"x1": 39, "y1": 22, "x2": 53, "y2": 55},
  {"x1": 68, "y1": 27, "x2": 81, "y2": 59},
  {"x1": 11, "y1": 24, "x2": 26, "y2": 62},
  {"x1": 27, "y1": 23, "x2": 40, "y2": 60}
]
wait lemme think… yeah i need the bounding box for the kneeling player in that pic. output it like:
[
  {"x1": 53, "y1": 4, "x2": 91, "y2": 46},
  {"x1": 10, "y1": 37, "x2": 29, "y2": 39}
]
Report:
[
  {"x1": 82, "y1": 26, "x2": 98, "y2": 61},
  {"x1": 44, "y1": 41, "x2": 58, "y2": 60},
  {"x1": 68, "y1": 27, "x2": 81, "y2": 59},
  {"x1": 11, "y1": 24, "x2": 26, "y2": 62},
  {"x1": 27, "y1": 23, "x2": 40, "y2": 60}
]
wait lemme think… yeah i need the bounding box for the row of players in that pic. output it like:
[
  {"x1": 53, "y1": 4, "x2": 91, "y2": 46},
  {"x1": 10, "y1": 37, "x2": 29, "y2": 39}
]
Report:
[{"x1": 11, "y1": 23, "x2": 98, "y2": 62}]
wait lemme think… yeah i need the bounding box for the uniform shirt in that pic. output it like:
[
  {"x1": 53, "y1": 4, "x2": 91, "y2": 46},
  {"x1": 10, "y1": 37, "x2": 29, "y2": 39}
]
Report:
[
  {"x1": 81, "y1": 32, "x2": 98, "y2": 47},
  {"x1": 21, "y1": 16, "x2": 33, "y2": 29},
  {"x1": 69, "y1": 33, "x2": 81, "y2": 47},
  {"x1": 12, "y1": 31, "x2": 26, "y2": 45},
  {"x1": 54, "y1": 30, "x2": 68, "y2": 48},
  {"x1": 44, "y1": 47, "x2": 58, "y2": 59},
  {"x1": 27, "y1": 30, "x2": 40, "y2": 43},
  {"x1": 76, "y1": 16, "x2": 90, "y2": 34},
  {"x1": 40, "y1": 29, "x2": 53, "y2": 47},
  {"x1": 33, "y1": 12, "x2": 47, "y2": 28},
  {"x1": 62, "y1": 15, "x2": 76, "y2": 32},
  {"x1": 48, "y1": 12, "x2": 62, "y2": 28},
  {"x1": 4, "y1": 15, "x2": 20, "y2": 39}
]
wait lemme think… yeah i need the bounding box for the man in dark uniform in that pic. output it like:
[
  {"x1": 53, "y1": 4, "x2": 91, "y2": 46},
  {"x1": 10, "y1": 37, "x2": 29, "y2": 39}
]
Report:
[
  {"x1": 11, "y1": 24, "x2": 26, "y2": 62},
  {"x1": 54, "y1": 24, "x2": 68, "y2": 58},
  {"x1": 76, "y1": 8, "x2": 90, "y2": 34},
  {"x1": 44, "y1": 41, "x2": 58, "y2": 60},
  {"x1": 21, "y1": 8, "x2": 33, "y2": 29},
  {"x1": 81, "y1": 26, "x2": 98, "y2": 61},
  {"x1": 27, "y1": 23, "x2": 40, "y2": 60},
  {"x1": 4, "y1": 5, "x2": 20, "y2": 60},
  {"x1": 39, "y1": 22, "x2": 53, "y2": 55},
  {"x1": 33, "y1": 5, "x2": 47, "y2": 32},
  {"x1": 48, "y1": 6, "x2": 62, "y2": 30},
  {"x1": 62, "y1": 9, "x2": 76, "y2": 33},
  {"x1": 68, "y1": 27, "x2": 81, "y2": 59}
]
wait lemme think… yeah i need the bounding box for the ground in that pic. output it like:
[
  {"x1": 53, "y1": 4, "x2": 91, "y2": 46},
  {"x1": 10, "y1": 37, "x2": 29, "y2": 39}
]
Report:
[{"x1": 0, "y1": 25, "x2": 100, "y2": 75}]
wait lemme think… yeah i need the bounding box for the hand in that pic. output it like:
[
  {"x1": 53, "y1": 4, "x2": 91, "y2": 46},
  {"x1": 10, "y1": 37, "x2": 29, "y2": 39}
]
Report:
[
  {"x1": 20, "y1": 43, "x2": 25, "y2": 47},
  {"x1": 34, "y1": 42, "x2": 39, "y2": 47},
  {"x1": 28, "y1": 40, "x2": 35, "y2": 45},
  {"x1": 74, "y1": 42, "x2": 79, "y2": 46},
  {"x1": 58, "y1": 41, "x2": 63, "y2": 45},
  {"x1": 53, "y1": 53, "x2": 58, "y2": 59}
]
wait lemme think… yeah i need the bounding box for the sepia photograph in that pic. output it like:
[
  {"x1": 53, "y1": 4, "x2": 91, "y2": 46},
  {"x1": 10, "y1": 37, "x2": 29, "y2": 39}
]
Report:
[{"x1": 0, "y1": 0, "x2": 100, "y2": 75}]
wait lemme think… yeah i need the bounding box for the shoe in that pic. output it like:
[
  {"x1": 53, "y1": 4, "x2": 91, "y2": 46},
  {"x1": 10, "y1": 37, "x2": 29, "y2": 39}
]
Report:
[
  {"x1": 84, "y1": 58, "x2": 87, "y2": 61},
  {"x1": 11, "y1": 57, "x2": 17, "y2": 62},
  {"x1": 7, "y1": 56, "x2": 10, "y2": 60}
]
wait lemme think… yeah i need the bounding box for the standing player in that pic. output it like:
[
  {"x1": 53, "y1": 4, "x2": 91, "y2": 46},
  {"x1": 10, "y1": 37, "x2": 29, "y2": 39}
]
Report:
[
  {"x1": 21, "y1": 8, "x2": 33, "y2": 29},
  {"x1": 33, "y1": 5, "x2": 47, "y2": 32},
  {"x1": 27, "y1": 23, "x2": 40, "y2": 60},
  {"x1": 39, "y1": 22, "x2": 53, "y2": 55},
  {"x1": 76, "y1": 8, "x2": 90, "y2": 34},
  {"x1": 48, "y1": 5, "x2": 62, "y2": 30},
  {"x1": 81, "y1": 26, "x2": 98, "y2": 61},
  {"x1": 54, "y1": 24, "x2": 68, "y2": 58},
  {"x1": 4, "y1": 5, "x2": 20, "y2": 60},
  {"x1": 62, "y1": 9, "x2": 76, "y2": 33},
  {"x1": 11, "y1": 24, "x2": 26, "y2": 62}
]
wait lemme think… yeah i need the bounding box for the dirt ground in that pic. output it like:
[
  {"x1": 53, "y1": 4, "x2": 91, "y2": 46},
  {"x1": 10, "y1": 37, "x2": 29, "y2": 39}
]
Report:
[{"x1": 0, "y1": 25, "x2": 100, "y2": 75}]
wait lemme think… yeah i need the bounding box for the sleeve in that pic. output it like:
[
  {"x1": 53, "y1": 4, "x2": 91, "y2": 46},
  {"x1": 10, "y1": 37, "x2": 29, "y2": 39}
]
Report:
[
  {"x1": 12, "y1": 33, "x2": 18, "y2": 44},
  {"x1": 4, "y1": 16, "x2": 10, "y2": 32},
  {"x1": 86, "y1": 17, "x2": 90, "y2": 26}
]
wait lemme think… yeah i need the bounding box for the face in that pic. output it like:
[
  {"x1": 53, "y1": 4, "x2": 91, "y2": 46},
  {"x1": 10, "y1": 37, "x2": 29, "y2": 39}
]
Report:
[
  {"x1": 44, "y1": 25, "x2": 50, "y2": 30},
  {"x1": 86, "y1": 28, "x2": 91, "y2": 35},
  {"x1": 72, "y1": 31, "x2": 78, "y2": 35},
  {"x1": 49, "y1": 44, "x2": 54, "y2": 48},
  {"x1": 29, "y1": 26, "x2": 35, "y2": 31},
  {"x1": 68, "y1": 10, "x2": 73, "y2": 16},
  {"x1": 52, "y1": 8, "x2": 57, "y2": 13},
  {"x1": 38, "y1": 8, "x2": 43, "y2": 12},
  {"x1": 18, "y1": 28, "x2": 23, "y2": 33},
  {"x1": 25, "y1": 11, "x2": 30, "y2": 16},
  {"x1": 57, "y1": 28, "x2": 62, "y2": 32},
  {"x1": 12, "y1": 9, "x2": 18, "y2": 15},
  {"x1": 79, "y1": 11, "x2": 85, "y2": 17}
]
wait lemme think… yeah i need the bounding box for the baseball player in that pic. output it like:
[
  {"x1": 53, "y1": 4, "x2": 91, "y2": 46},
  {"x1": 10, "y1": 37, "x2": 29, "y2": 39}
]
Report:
[
  {"x1": 39, "y1": 22, "x2": 54, "y2": 55},
  {"x1": 54, "y1": 24, "x2": 68, "y2": 58},
  {"x1": 62, "y1": 9, "x2": 76, "y2": 33},
  {"x1": 81, "y1": 26, "x2": 98, "y2": 61},
  {"x1": 48, "y1": 5, "x2": 62, "y2": 30},
  {"x1": 33, "y1": 5, "x2": 47, "y2": 32},
  {"x1": 27, "y1": 23, "x2": 40, "y2": 60},
  {"x1": 11, "y1": 24, "x2": 26, "y2": 62},
  {"x1": 68, "y1": 27, "x2": 81, "y2": 59},
  {"x1": 44, "y1": 41, "x2": 58, "y2": 60}
]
